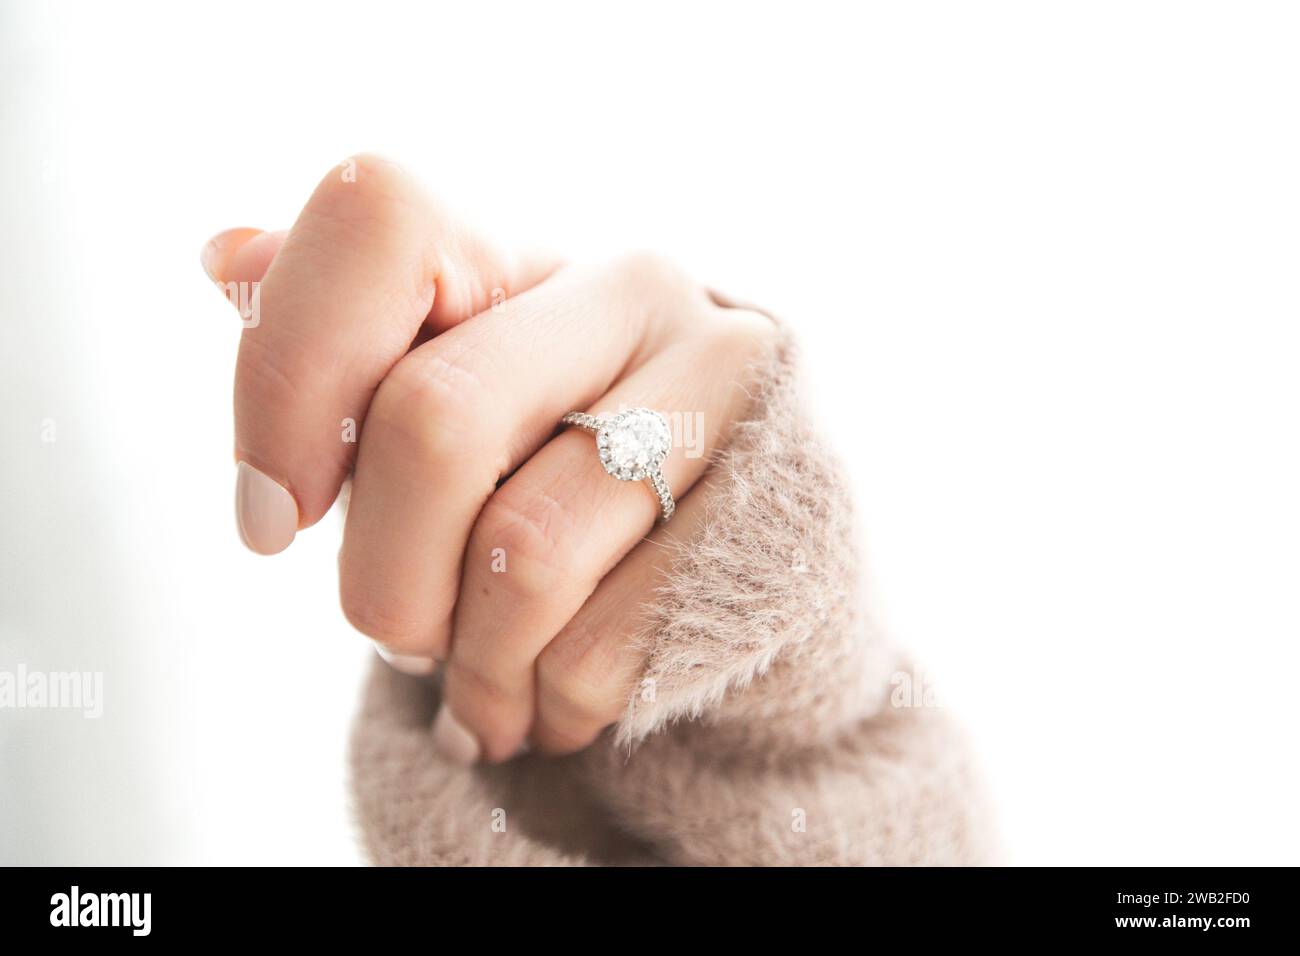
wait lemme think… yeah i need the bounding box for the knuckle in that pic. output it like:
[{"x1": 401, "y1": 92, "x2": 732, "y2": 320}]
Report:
[
  {"x1": 610, "y1": 250, "x2": 683, "y2": 286},
  {"x1": 474, "y1": 483, "x2": 586, "y2": 590},
  {"x1": 536, "y1": 643, "x2": 625, "y2": 733},
  {"x1": 366, "y1": 348, "x2": 498, "y2": 466},
  {"x1": 309, "y1": 153, "x2": 422, "y2": 233},
  {"x1": 338, "y1": 585, "x2": 428, "y2": 653},
  {"x1": 605, "y1": 251, "x2": 714, "y2": 336},
  {"x1": 704, "y1": 305, "x2": 781, "y2": 359},
  {"x1": 300, "y1": 154, "x2": 440, "y2": 317},
  {"x1": 607, "y1": 252, "x2": 699, "y2": 311}
]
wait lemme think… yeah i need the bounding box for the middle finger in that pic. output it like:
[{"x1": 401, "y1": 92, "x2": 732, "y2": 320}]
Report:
[{"x1": 338, "y1": 256, "x2": 695, "y2": 659}]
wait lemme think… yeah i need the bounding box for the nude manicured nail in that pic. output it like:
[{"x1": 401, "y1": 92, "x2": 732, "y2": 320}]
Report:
[
  {"x1": 235, "y1": 461, "x2": 298, "y2": 555},
  {"x1": 200, "y1": 226, "x2": 263, "y2": 283},
  {"x1": 200, "y1": 238, "x2": 222, "y2": 281},
  {"x1": 431, "y1": 708, "x2": 480, "y2": 765},
  {"x1": 374, "y1": 644, "x2": 436, "y2": 676}
]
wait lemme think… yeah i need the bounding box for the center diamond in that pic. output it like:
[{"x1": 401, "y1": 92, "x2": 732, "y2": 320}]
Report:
[{"x1": 596, "y1": 408, "x2": 671, "y2": 481}]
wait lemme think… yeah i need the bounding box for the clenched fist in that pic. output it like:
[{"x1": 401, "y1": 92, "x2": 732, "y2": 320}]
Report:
[{"x1": 203, "y1": 155, "x2": 776, "y2": 764}]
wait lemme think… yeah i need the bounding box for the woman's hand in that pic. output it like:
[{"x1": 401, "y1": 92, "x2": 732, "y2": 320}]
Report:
[{"x1": 202, "y1": 155, "x2": 777, "y2": 763}]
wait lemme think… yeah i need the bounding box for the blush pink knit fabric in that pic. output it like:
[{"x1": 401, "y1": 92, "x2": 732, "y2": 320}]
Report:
[{"x1": 349, "y1": 330, "x2": 997, "y2": 866}]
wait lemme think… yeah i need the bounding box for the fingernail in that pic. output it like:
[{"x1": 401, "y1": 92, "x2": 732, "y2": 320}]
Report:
[
  {"x1": 200, "y1": 238, "x2": 222, "y2": 282},
  {"x1": 200, "y1": 227, "x2": 262, "y2": 283},
  {"x1": 235, "y1": 461, "x2": 298, "y2": 555},
  {"x1": 431, "y1": 707, "x2": 480, "y2": 765},
  {"x1": 374, "y1": 644, "x2": 436, "y2": 676}
]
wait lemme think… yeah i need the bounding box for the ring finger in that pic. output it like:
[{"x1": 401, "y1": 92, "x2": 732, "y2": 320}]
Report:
[{"x1": 441, "y1": 306, "x2": 778, "y2": 762}]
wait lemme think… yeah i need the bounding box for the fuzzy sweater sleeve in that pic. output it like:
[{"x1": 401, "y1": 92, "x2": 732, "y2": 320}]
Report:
[{"x1": 349, "y1": 328, "x2": 997, "y2": 866}]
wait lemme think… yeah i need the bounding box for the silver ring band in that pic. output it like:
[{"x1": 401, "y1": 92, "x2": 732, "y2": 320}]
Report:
[{"x1": 561, "y1": 407, "x2": 675, "y2": 523}]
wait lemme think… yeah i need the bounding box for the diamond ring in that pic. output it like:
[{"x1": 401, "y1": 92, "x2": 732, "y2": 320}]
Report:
[{"x1": 561, "y1": 407, "x2": 675, "y2": 523}]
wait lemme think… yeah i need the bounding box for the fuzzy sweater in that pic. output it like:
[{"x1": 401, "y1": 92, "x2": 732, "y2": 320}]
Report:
[{"x1": 349, "y1": 330, "x2": 996, "y2": 866}]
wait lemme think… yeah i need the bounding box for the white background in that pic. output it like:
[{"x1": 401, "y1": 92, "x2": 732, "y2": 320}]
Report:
[{"x1": 2, "y1": 0, "x2": 1297, "y2": 865}]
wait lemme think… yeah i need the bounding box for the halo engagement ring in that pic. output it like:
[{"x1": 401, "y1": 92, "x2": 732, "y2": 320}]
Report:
[{"x1": 561, "y1": 407, "x2": 675, "y2": 523}]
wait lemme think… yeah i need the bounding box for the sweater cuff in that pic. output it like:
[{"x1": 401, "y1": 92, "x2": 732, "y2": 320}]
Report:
[
  {"x1": 349, "y1": 323, "x2": 995, "y2": 865},
  {"x1": 615, "y1": 327, "x2": 891, "y2": 753}
]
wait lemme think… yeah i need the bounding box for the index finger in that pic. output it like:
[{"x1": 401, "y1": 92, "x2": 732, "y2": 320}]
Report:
[{"x1": 220, "y1": 154, "x2": 555, "y2": 554}]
